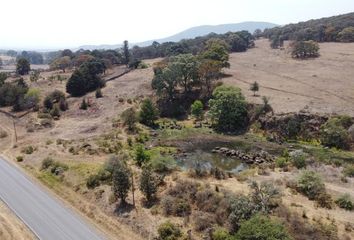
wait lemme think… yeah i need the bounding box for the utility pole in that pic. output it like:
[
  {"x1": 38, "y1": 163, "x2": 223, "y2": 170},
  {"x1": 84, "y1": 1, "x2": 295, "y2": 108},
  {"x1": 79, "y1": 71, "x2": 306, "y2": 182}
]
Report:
[
  {"x1": 13, "y1": 118, "x2": 17, "y2": 143},
  {"x1": 131, "y1": 170, "x2": 135, "y2": 208}
]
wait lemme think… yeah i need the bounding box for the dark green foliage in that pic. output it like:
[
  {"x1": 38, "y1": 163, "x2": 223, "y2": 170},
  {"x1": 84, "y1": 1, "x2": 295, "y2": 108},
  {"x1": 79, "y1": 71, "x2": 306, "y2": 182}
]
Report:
[
  {"x1": 191, "y1": 100, "x2": 203, "y2": 120},
  {"x1": 212, "y1": 227, "x2": 235, "y2": 240},
  {"x1": 139, "y1": 99, "x2": 159, "y2": 127},
  {"x1": 16, "y1": 58, "x2": 30, "y2": 75},
  {"x1": 236, "y1": 215, "x2": 292, "y2": 240},
  {"x1": 95, "y1": 88, "x2": 103, "y2": 98},
  {"x1": 209, "y1": 86, "x2": 249, "y2": 133},
  {"x1": 0, "y1": 80, "x2": 28, "y2": 110},
  {"x1": 86, "y1": 175, "x2": 100, "y2": 189},
  {"x1": 228, "y1": 195, "x2": 256, "y2": 232},
  {"x1": 80, "y1": 98, "x2": 88, "y2": 110},
  {"x1": 112, "y1": 160, "x2": 131, "y2": 204},
  {"x1": 344, "y1": 165, "x2": 354, "y2": 177},
  {"x1": 338, "y1": 27, "x2": 354, "y2": 42},
  {"x1": 50, "y1": 104, "x2": 61, "y2": 118},
  {"x1": 291, "y1": 40, "x2": 320, "y2": 59},
  {"x1": 320, "y1": 117, "x2": 351, "y2": 150},
  {"x1": 123, "y1": 40, "x2": 130, "y2": 65},
  {"x1": 139, "y1": 167, "x2": 159, "y2": 204},
  {"x1": 157, "y1": 221, "x2": 182, "y2": 240},
  {"x1": 121, "y1": 107, "x2": 138, "y2": 131},
  {"x1": 335, "y1": 194, "x2": 353, "y2": 211},
  {"x1": 17, "y1": 51, "x2": 43, "y2": 64},
  {"x1": 263, "y1": 12, "x2": 354, "y2": 43},
  {"x1": 43, "y1": 90, "x2": 66, "y2": 110},
  {"x1": 201, "y1": 39, "x2": 230, "y2": 68},
  {"x1": 0, "y1": 72, "x2": 7, "y2": 86},
  {"x1": 135, "y1": 144, "x2": 150, "y2": 167},
  {"x1": 66, "y1": 59, "x2": 105, "y2": 97},
  {"x1": 250, "y1": 81, "x2": 259, "y2": 96}
]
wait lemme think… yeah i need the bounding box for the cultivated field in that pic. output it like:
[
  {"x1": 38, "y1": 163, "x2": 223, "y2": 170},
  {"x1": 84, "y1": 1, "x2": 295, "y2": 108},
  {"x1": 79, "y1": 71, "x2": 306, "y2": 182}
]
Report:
[{"x1": 224, "y1": 39, "x2": 354, "y2": 116}]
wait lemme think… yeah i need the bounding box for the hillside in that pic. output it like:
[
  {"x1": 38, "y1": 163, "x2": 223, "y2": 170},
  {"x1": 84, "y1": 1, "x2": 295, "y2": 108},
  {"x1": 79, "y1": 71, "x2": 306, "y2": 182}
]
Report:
[
  {"x1": 79, "y1": 21, "x2": 277, "y2": 50},
  {"x1": 264, "y1": 11, "x2": 354, "y2": 42}
]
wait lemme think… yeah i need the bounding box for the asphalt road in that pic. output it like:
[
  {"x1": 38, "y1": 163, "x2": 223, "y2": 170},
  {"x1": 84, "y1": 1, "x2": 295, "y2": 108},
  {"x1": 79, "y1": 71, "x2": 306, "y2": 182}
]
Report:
[{"x1": 0, "y1": 157, "x2": 105, "y2": 240}]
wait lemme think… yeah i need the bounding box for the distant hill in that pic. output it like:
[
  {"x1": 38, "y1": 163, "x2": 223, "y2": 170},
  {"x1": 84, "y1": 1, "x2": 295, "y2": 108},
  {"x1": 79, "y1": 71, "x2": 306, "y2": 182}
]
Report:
[
  {"x1": 78, "y1": 21, "x2": 278, "y2": 50},
  {"x1": 263, "y1": 12, "x2": 354, "y2": 42}
]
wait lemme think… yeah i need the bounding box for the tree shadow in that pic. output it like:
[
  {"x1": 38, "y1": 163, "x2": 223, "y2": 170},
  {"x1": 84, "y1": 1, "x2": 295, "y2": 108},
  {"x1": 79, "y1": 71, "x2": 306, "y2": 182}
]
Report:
[{"x1": 114, "y1": 202, "x2": 135, "y2": 215}]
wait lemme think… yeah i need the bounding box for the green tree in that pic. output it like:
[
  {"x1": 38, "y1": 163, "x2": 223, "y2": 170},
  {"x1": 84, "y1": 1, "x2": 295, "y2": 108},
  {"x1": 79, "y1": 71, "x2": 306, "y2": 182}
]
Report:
[
  {"x1": 123, "y1": 40, "x2": 130, "y2": 65},
  {"x1": 250, "y1": 81, "x2": 259, "y2": 96},
  {"x1": 121, "y1": 107, "x2": 138, "y2": 131},
  {"x1": 135, "y1": 144, "x2": 150, "y2": 167},
  {"x1": 291, "y1": 40, "x2": 320, "y2": 59},
  {"x1": 191, "y1": 100, "x2": 203, "y2": 120},
  {"x1": 16, "y1": 58, "x2": 30, "y2": 75},
  {"x1": 338, "y1": 27, "x2": 354, "y2": 42},
  {"x1": 66, "y1": 70, "x2": 86, "y2": 97},
  {"x1": 139, "y1": 167, "x2": 159, "y2": 204},
  {"x1": 236, "y1": 215, "x2": 292, "y2": 240},
  {"x1": 198, "y1": 59, "x2": 222, "y2": 97},
  {"x1": 157, "y1": 221, "x2": 182, "y2": 240},
  {"x1": 320, "y1": 117, "x2": 350, "y2": 150},
  {"x1": 0, "y1": 72, "x2": 7, "y2": 86},
  {"x1": 50, "y1": 56, "x2": 71, "y2": 72},
  {"x1": 201, "y1": 38, "x2": 230, "y2": 68},
  {"x1": 297, "y1": 170, "x2": 326, "y2": 200},
  {"x1": 208, "y1": 86, "x2": 249, "y2": 133},
  {"x1": 112, "y1": 161, "x2": 131, "y2": 205},
  {"x1": 152, "y1": 63, "x2": 180, "y2": 100},
  {"x1": 139, "y1": 99, "x2": 159, "y2": 127}
]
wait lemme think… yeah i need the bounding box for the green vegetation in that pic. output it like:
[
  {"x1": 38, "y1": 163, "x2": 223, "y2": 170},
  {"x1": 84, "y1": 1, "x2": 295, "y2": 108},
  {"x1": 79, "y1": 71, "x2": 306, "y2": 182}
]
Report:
[
  {"x1": 139, "y1": 167, "x2": 159, "y2": 204},
  {"x1": 191, "y1": 100, "x2": 203, "y2": 120},
  {"x1": 139, "y1": 99, "x2": 159, "y2": 127},
  {"x1": 80, "y1": 98, "x2": 88, "y2": 110},
  {"x1": 135, "y1": 144, "x2": 150, "y2": 167},
  {"x1": 320, "y1": 117, "x2": 351, "y2": 150},
  {"x1": 95, "y1": 88, "x2": 103, "y2": 98},
  {"x1": 112, "y1": 159, "x2": 131, "y2": 204},
  {"x1": 291, "y1": 41, "x2": 319, "y2": 59},
  {"x1": 16, "y1": 58, "x2": 30, "y2": 75},
  {"x1": 335, "y1": 194, "x2": 353, "y2": 211},
  {"x1": 209, "y1": 86, "x2": 249, "y2": 133},
  {"x1": 236, "y1": 215, "x2": 291, "y2": 240},
  {"x1": 121, "y1": 107, "x2": 138, "y2": 131},
  {"x1": 157, "y1": 221, "x2": 182, "y2": 240},
  {"x1": 250, "y1": 81, "x2": 259, "y2": 96}
]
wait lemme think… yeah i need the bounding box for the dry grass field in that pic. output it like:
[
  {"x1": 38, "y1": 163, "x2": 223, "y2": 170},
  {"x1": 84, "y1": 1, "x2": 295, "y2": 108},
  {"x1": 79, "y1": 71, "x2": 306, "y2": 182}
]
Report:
[
  {"x1": 224, "y1": 39, "x2": 354, "y2": 116},
  {"x1": 0, "y1": 201, "x2": 35, "y2": 240}
]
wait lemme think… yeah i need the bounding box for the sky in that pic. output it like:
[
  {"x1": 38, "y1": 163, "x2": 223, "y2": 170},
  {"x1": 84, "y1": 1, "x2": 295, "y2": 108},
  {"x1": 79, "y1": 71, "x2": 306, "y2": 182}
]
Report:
[{"x1": 1, "y1": 0, "x2": 354, "y2": 50}]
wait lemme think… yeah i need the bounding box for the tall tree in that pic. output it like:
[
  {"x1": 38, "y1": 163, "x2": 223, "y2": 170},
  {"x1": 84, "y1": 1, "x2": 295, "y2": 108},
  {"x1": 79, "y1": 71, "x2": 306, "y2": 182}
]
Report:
[
  {"x1": 112, "y1": 161, "x2": 131, "y2": 205},
  {"x1": 139, "y1": 167, "x2": 159, "y2": 204},
  {"x1": 16, "y1": 58, "x2": 30, "y2": 75},
  {"x1": 123, "y1": 40, "x2": 130, "y2": 65}
]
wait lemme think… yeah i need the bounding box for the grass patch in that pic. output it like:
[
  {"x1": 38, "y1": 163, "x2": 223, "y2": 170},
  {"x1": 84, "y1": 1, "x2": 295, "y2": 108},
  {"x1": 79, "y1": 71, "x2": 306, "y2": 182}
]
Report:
[
  {"x1": 67, "y1": 162, "x2": 102, "y2": 179},
  {"x1": 37, "y1": 171, "x2": 62, "y2": 189}
]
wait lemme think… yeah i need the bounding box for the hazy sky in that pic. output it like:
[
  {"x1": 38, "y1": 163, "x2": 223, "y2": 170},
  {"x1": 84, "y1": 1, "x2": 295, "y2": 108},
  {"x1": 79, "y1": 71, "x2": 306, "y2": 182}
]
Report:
[{"x1": 1, "y1": 0, "x2": 354, "y2": 50}]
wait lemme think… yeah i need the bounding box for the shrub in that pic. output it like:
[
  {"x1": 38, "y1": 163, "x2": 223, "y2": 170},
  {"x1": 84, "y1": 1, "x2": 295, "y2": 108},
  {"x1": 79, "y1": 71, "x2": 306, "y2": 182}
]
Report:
[
  {"x1": 296, "y1": 170, "x2": 326, "y2": 200},
  {"x1": 291, "y1": 40, "x2": 319, "y2": 59},
  {"x1": 121, "y1": 107, "x2": 138, "y2": 131},
  {"x1": 157, "y1": 221, "x2": 182, "y2": 240},
  {"x1": 249, "y1": 181, "x2": 281, "y2": 213},
  {"x1": 212, "y1": 227, "x2": 234, "y2": 240},
  {"x1": 228, "y1": 195, "x2": 256, "y2": 232},
  {"x1": 344, "y1": 165, "x2": 354, "y2": 177},
  {"x1": 320, "y1": 118, "x2": 350, "y2": 149},
  {"x1": 315, "y1": 192, "x2": 333, "y2": 209},
  {"x1": 112, "y1": 160, "x2": 131, "y2": 204},
  {"x1": 95, "y1": 88, "x2": 103, "y2": 98},
  {"x1": 150, "y1": 154, "x2": 176, "y2": 173},
  {"x1": 86, "y1": 175, "x2": 100, "y2": 189},
  {"x1": 236, "y1": 215, "x2": 291, "y2": 240},
  {"x1": 275, "y1": 157, "x2": 288, "y2": 168},
  {"x1": 208, "y1": 86, "x2": 249, "y2": 133},
  {"x1": 22, "y1": 145, "x2": 35, "y2": 154},
  {"x1": 290, "y1": 150, "x2": 307, "y2": 169},
  {"x1": 50, "y1": 104, "x2": 61, "y2": 118},
  {"x1": 161, "y1": 195, "x2": 175, "y2": 216},
  {"x1": 335, "y1": 194, "x2": 353, "y2": 211},
  {"x1": 139, "y1": 98, "x2": 159, "y2": 127},
  {"x1": 174, "y1": 198, "x2": 191, "y2": 217},
  {"x1": 191, "y1": 100, "x2": 204, "y2": 120},
  {"x1": 41, "y1": 157, "x2": 55, "y2": 170},
  {"x1": 135, "y1": 144, "x2": 150, "y2": 167},
  {"x1": 16, "y1": 156, "x2": 24, "y2": 162},
  {"x1": 193, "y1": 211, "x2": 216, "y2": 232},
  {"x1": 80, "y1": 99, "x2": 88, "y2": 110}
]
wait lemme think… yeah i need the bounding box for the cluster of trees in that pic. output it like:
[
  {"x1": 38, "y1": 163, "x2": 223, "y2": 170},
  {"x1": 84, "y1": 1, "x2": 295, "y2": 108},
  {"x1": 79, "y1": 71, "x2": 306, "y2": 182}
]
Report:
[
  {"x1": 66, "y1": 59, "x2": 106, "y2": 96},
  {"x1": 291, "y1": 40, "x2": 320, "y2": 59},
  {"x1": 151, "y1": 39, "x2": 230, "y2": 117},
  {"x1": 131, "y1": 31, "x2": 254, "y2": 60},
  {"x1": 16, "y1": 51, "x2": 44, "y2": 64},
  {"x1": 0, "y1": 77, "x2": 39, "y2": 111},
  {"x1": 263, "y1": 12, "x2": 354, "y2": 43}
]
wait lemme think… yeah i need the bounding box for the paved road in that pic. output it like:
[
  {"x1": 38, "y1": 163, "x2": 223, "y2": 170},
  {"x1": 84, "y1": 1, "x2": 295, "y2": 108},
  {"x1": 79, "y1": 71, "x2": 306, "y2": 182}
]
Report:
[{"x1": 0, "y1": 158, "x2": 105, "y2": 240}]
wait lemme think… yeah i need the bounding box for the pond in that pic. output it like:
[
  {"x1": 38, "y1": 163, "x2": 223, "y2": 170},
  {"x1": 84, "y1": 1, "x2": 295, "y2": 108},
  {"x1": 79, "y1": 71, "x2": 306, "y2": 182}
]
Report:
[{"x1": 176, "y1": 149, "x2": 248, "y2": 173}]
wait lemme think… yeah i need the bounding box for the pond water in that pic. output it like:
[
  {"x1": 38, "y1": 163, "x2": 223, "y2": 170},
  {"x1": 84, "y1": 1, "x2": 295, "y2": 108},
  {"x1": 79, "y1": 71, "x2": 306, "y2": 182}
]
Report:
[{"x1": 176, "y1": 149, "x2": 248, "y2": 173}]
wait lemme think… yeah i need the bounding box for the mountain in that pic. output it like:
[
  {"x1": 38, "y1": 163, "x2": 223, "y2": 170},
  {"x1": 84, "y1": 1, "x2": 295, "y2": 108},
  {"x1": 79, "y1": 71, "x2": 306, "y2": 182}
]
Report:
[{"x1": 78, "y1": 21, "x2": 278, "y2": 50}]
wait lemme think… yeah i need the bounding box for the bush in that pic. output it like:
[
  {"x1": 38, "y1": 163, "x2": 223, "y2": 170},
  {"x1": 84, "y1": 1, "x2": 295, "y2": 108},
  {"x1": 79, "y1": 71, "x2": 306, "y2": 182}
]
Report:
[
  {"x1": 86, "y1": 175, "x2": 101, "y2": 189},
  {"x1": 208, "y1": 86, "x2": 249, "y2": 133},
  {"x1": 290, "y1": 150, "x2": 307, "y2": 169},
  {"x1": 320, "y1": 118, "x2": 350, "y2": 150},
  {"x1": 212, "y1": 227, "x2": 234, "y2": 240},
  {"x1": 135, "y1": 144, "x2": 150, "y2": 167},
  {"x1": 41, "y1": 157, "x2": 55, "y2": 170},
  {"x1": 16, "y1": 156, "x2": 24, "y2": 162},
  {"x1": 236, "y1": 215, "x2": 292, "y2": 240},
  {"x1": 296, "y1": 170, "x2": 326, "y2": 200},
  {"x1": 193, "y1": 211, "x2": 216, "y2": 232},
  {"x1": 150, "y1": 154, "x2": 176, "y2": 173},
  {"x1": 335, "y1": 194, "x2": 353, "y2": 211},
  {"x1": 191, "y1": 100, "x2": 203, "y2": 120},
  {"x1": 121, "y1": 107, "x2": 138, "y2": 131},
  {"x1": 344, "y1": 165, "x2": 354, "y2": 177},
  {"x1": 50, "y1": 104, "x2": 61, "y2": 118},
  {"x1": 139, "y1": 98, "x2": 159, "y2": 127},
  {"x1": 22, "y1": 145, "x2": 35, "y2": 155},
  {"x1": 95, "y1": 88, "x2": 103, "y2": 98},
  {"x1": 139, "y1": 167, "x2": 159, "y2": 204},
  {"x1": 157, "y1": 221, "x2": 182, "y2": 240},
  {"x1": 0, "y1": 130, "x2": 8, "y2": 138},
  {"x1": 275, "y1": 157, "x2": 288, "y2": 168},
  {"x1": 291, "y1": 40, "x2": 319, "y2": 59},
  {"x1": 228, "y1": 195, "x2": 256, "y2": 232},
  {"x1": 315, "y1": 192, "x2": 333, "y2": 209}
]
